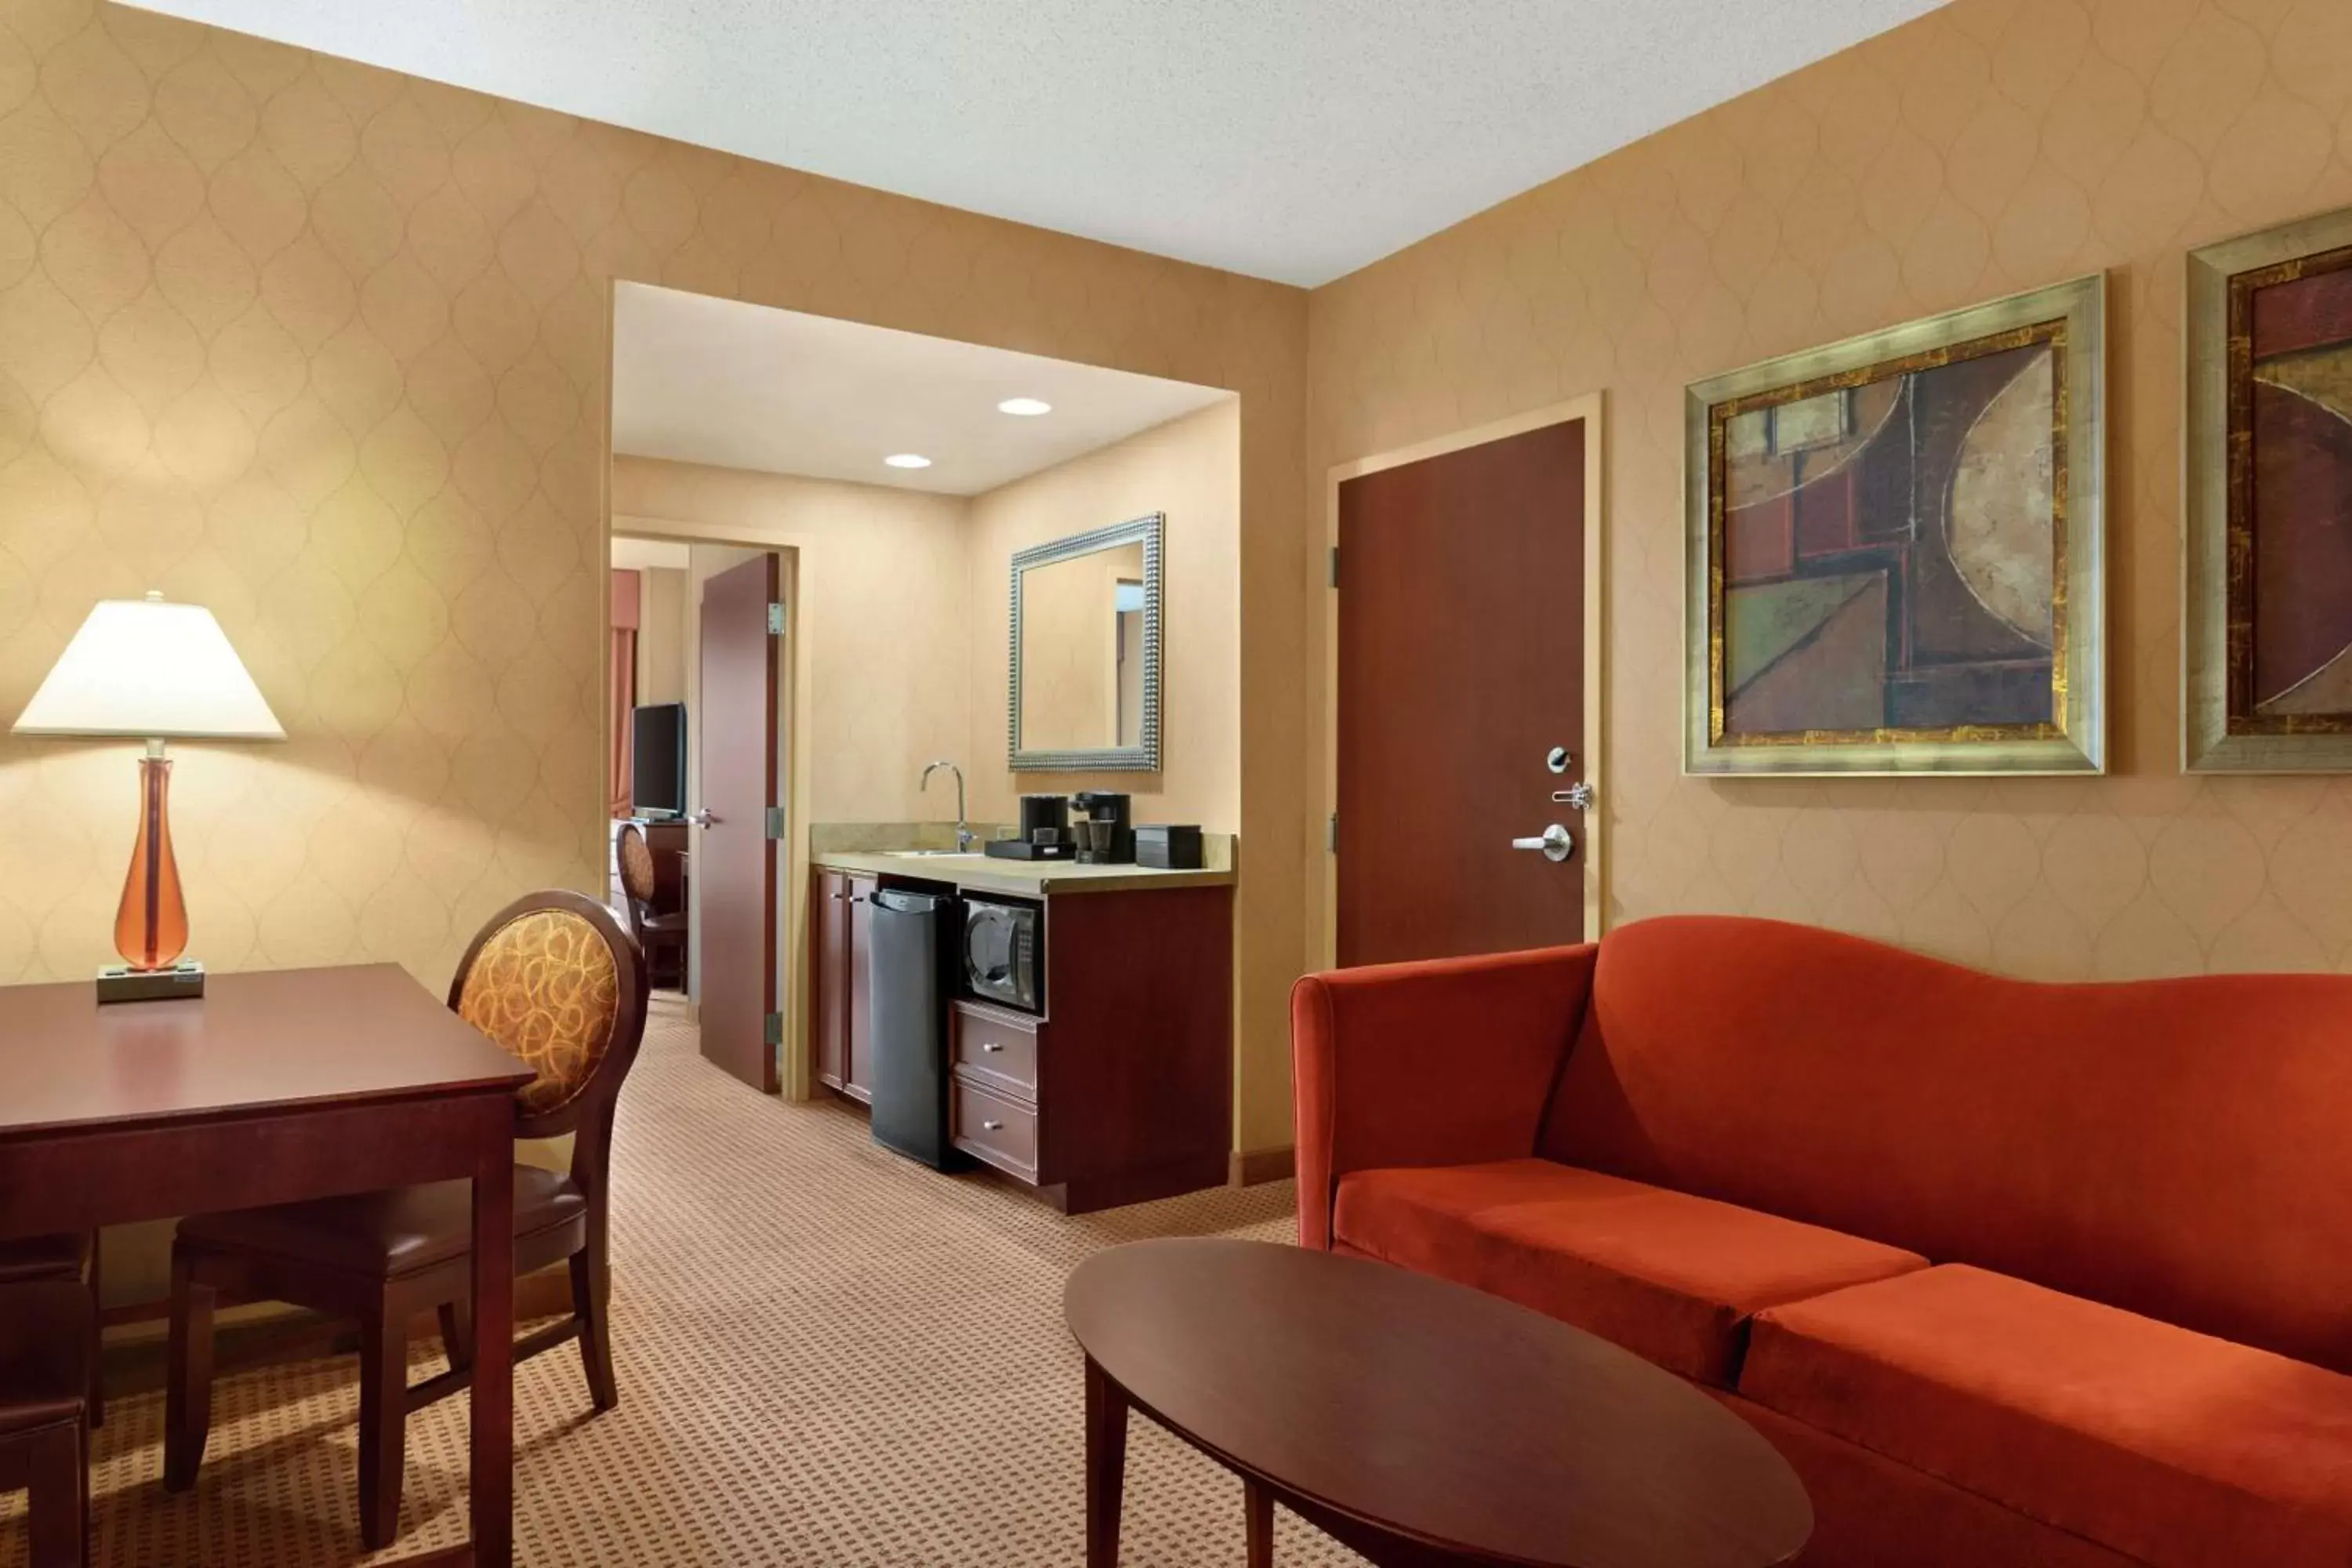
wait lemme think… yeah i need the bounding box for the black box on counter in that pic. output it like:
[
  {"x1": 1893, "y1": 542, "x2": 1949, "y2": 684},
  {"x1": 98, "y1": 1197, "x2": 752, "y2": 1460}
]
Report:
[
  {"x1": 984, "y1": 837, "x2": 1073, "y2": 861},
  {"x1": 1134, "y1": 824, "x2": 1203, "y2": 870}
]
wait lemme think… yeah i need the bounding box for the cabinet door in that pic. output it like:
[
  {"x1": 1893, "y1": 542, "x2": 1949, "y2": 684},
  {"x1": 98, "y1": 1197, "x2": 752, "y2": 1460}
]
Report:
[
  {"x1": 844, "y1": 874, "x2": 877, "y2": 1102},
  {"x1": 812, "y1": 871, "x2": 849, "y2": 1091}
]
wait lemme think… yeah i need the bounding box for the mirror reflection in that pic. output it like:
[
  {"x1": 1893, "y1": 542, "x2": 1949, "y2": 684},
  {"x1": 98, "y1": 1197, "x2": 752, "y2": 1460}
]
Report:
[{"x1": 1011, "y1": 515, "x2": 1161, "y2": 769}]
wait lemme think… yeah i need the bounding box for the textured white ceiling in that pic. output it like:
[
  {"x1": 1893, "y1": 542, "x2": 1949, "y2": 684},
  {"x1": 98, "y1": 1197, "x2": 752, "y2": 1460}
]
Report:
[
  {"x1": 611, "y1": 285, "x2": 1231, "y2": 495},
  {"x1": 126, "y1": 0, "x2": 1946, "y2": 286}
]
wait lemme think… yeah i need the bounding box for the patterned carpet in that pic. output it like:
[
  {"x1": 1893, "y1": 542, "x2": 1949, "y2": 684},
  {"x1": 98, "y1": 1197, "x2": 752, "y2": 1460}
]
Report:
[{"x1": 2, "y1": 998, "x2": 1364, "y2": 1566}]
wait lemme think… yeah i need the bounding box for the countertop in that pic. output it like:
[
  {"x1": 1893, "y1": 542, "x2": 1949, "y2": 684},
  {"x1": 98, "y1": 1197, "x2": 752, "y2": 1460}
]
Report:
[{"x1": 811, "y1": 848, "x2": 1234, "y2": 897}]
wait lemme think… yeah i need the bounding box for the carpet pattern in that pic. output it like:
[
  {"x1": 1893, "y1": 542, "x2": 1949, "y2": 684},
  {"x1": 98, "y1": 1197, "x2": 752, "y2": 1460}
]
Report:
[{"x1": 2, "y1": 999, "x2": 1366, "y2": 1566}]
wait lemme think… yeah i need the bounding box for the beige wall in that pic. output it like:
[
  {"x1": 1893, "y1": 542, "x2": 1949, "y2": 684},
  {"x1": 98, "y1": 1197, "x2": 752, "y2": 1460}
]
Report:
[
  {"x1": 967, "y1": 400, "x2": 1243, "y2": 834},
  {"x1": 634, "y1": 564, "x2": 686, "y2": 706},
  {"x1": 0, "y1": 0, "x2": 1309, "y2": 1162},
  {"x1": 1306, "y1": 0, "x2": 2352, "y2": 982},
  {"x1": 612, "y1": 458, "x2": 972, "y2": 822}
]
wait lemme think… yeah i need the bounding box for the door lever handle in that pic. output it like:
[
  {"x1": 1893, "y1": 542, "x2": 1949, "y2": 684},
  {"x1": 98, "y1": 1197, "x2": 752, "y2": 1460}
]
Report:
[
  {"x1": 686, "y1": 809, "x2": 717, "y2": 826},
  {"x1": 1510, "y1": 824, "x2": 1575, "y2": 863}
]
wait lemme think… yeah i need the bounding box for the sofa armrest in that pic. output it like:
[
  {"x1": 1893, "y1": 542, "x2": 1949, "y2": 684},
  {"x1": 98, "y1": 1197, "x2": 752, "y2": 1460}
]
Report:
[{"x1": 1290, "y1": 943, "x2": 1598, "y2": 1249}]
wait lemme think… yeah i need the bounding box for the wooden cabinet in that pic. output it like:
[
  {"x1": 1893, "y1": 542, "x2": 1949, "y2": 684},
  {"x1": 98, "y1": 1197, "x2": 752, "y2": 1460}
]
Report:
[
  {"x1": 810, "y1": 866, "x2": 1234, "y2": 1213},
  {"x1": 811, "y1": 869, "x2": 876, "y2": 1102},
  {"x1": 949, "y1": 886, "x2": 1232, "y2": 1214},
  {"x1": 949, "y1": 1072, "x2": 1039, "y2": 1178},
  {"x1": 812, "y1": 871, "x2": 851, "y2": 1091},
  {"x1": 844, "y1": 873, "x2": 874, "y2": 1102}
]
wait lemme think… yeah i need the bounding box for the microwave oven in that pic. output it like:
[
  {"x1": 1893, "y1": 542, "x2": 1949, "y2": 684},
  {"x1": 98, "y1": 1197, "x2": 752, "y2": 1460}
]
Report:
[{"x1": 962, "y1": 895, "x2": 1042, "y2": 1014}]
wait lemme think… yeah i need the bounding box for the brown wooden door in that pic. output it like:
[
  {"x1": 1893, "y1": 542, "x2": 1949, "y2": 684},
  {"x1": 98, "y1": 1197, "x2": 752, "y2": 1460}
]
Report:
[
  {"x1": 697, "y1": 554, "x2": 780, "y2": 1091},
  {"x1": 812, "y1": 870, "x2": 849, "y2": 1091},
  {"x1": 844, "y1": 873, "x2": 875, "y2": 1102},
  {"x1": 1337, "y1": 419, "x2": 1587, "y2": 967}
]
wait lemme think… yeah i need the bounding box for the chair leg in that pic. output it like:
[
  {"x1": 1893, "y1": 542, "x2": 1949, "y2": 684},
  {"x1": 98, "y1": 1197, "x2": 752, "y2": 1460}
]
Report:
[
  {"x1": 356, "y1": 1298, "x2": 408, "y2": 1551},
  {"x1": 85, "y1": 1232, "x2": 103, "y2": 1431},
  {"x1": 437, "y1": 1299, "x2": 474, "y2": 1375},
  {"x1": 162, "y1": 1248, "x2": 213, "y2": 1493},
  {"x1": 25, "y1": 1419, "x2": 88, "y2": 1568},
  {"x1": 571, "y1": 1240, "x2": 618, "y2": 1412}
]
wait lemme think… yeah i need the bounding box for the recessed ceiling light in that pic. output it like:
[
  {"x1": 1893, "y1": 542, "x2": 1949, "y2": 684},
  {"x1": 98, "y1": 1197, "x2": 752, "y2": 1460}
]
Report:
[
  {"x1": 997, "y1": 397, "x2": 1053, "y2": 416},
  {"x1": 884, "y1": 453, "x2": 932, "y2": 469}
]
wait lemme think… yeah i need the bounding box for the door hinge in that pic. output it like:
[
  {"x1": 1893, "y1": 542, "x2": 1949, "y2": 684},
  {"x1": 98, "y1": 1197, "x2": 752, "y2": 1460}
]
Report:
[
  {"x1": 1327, "y1": 546, "x2": 1339, "y2": 589},
  {"x1": 764, "y1": 1011, "x2": 783, "y2": 1047},
  {"x1": 766, "y1": 601, "x2": 786, "y2": 635},
  {"x1": 1327, "y1": 812, "x2": 1338, "y2": 853},
  {"x1": 764, "y1": 806, "x2": 786, "y2": 839}
]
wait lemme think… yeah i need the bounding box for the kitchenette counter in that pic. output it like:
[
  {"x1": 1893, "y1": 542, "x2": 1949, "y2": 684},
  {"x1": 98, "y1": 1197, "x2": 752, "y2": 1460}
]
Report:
[
  {"x1": 809, "y1": 848, "x2": 1233, "y2": 898},
  {"x1": 808, "y1": 827, "x2": 1236, "y2": 1211}
]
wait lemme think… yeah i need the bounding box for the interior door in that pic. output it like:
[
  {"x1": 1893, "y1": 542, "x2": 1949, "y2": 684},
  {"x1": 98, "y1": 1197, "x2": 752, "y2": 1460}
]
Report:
[
  {"x1": 1336, "y1": 419, "x2": 1587, "y2": 967},
  {"x1": 697, "y1": 554, "x2": 780, "y2": 1091}
]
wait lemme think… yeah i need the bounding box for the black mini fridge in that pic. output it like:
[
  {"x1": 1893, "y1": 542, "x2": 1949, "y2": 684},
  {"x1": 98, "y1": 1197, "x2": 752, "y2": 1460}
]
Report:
[{"x1": 867, "y1": 887, "x2": 964, "y2": 1169}]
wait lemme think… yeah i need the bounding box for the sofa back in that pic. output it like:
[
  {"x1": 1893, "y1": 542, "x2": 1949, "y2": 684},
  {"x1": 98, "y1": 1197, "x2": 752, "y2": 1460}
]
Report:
[{"x1": 1539, "y1": 915, "x2": 2352, "y2": 1370}]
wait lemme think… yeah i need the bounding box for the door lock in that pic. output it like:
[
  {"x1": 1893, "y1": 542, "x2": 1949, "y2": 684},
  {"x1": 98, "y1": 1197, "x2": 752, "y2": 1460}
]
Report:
[
  {"x1": 1510, "y1": 824, "x2": 1575, "y2": 863},
  {"x1": 1545, "y1": 746, "x2": 1573, "y2": 775},
  {"x1": 1552, "y1": 782, "x2": 1595, "y2": 811}
]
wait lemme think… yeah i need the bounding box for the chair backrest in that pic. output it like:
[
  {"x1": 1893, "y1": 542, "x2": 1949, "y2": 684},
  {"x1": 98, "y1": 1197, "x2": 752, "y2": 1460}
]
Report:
[
  {"x1": 1540, "y1": 914, "x2": 2352, "y2": 1371},
  {"x1": 615, "y1": 823, "x2": 656, "y2": 910},
  {"x1": 447, "y1": 891, "x2": 650, "y2": 1161}
]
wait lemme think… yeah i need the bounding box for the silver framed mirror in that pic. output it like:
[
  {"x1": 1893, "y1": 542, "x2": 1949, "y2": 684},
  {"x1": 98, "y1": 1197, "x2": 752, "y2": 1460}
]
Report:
[{"x1": 1009, "y1": 512, "x2": 1163, "y2": 771}]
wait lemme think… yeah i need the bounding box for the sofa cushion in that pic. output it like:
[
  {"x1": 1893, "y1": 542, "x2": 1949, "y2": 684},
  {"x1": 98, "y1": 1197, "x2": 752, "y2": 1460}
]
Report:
[
  {"x1": 1334, "y1": 1158, "x2": 1927, "y2": 1385},
  {"x1": 1741, "y1": 1265, "x2": 2352, "y2": 1568},
  {"x1": 1541, "y1": 914, "x2": 2352, "y2": 1370}
]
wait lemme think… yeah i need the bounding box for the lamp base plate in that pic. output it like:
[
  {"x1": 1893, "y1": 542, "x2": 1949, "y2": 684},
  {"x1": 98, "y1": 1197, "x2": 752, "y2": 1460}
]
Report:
[{"x1": 95, "y1": 960, "x2": 205, "y2": 1004}]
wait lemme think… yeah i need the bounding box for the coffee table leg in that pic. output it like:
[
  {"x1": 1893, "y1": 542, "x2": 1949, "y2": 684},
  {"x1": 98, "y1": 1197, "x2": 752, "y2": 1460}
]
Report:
[
  {"x1": 1244, "y1": 1477, "x2": 1273, "y2": 1567},
  {"x1": 1084, "y1": 1356, "x2": 1127, "y2": 1566}
]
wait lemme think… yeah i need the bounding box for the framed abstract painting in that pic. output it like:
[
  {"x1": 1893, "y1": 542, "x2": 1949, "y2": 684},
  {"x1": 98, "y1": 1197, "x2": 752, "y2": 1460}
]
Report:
[
  {"x1": 1683, "y1": 275, "x2": 2107, "y2": 775},
  {"x1": 2185, "y1": 206, "x2": 2352, "y2": 771}
]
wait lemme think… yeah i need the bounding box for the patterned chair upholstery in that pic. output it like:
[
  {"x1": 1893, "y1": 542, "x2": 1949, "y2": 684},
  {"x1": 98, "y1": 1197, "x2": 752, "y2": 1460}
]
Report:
[
  {"x1": 457, "y1": 906, "x2": 624, "y2": 1120},
  {"x1": 165, "y1": 891, "x2": 648, "y2": 1550},
  {"x1": 614, "y1": 822, "x2": 688, "y2": 989}
]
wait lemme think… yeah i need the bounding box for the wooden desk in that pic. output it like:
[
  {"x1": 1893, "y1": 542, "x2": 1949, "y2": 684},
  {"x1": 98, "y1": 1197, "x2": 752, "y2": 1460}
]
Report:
[{"x1": 0, "y1": 964, "x2": 534, "y2": 1566}]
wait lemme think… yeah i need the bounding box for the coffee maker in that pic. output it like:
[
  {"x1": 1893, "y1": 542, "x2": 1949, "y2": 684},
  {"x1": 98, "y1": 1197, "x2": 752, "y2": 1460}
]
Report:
[
  {"x1": 1016, "y1": 793, "x2": 1069, "y2": 844},
  {"x1": 1069, "y1": 790, "x2": 1133, "y2": 864}
]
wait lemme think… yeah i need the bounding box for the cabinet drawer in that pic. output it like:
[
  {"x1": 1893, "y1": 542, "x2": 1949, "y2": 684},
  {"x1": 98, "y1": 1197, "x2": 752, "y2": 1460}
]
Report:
[
  {"x1": 952, "y1": 1079, "x2": 1038, "y2": 1181},
  {"x1": 952, "y1": 1003, "x2": 1038, "y2": 1101}
]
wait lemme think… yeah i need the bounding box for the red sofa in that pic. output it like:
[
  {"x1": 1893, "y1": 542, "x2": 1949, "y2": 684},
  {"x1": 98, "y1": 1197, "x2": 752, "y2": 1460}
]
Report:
[{"x1": 1291, "y1": 915, "x2": 2352, "y2": 1568}]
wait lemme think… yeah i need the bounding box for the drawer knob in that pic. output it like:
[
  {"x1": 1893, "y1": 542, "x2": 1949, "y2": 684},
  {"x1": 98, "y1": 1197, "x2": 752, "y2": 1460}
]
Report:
[
  {"x1": 982, "y1": 1041, "x2": 1004, "y2": 1053},
  {"x1": 982, "y1": 1119, "x2": 1004, "y2": 1131}
]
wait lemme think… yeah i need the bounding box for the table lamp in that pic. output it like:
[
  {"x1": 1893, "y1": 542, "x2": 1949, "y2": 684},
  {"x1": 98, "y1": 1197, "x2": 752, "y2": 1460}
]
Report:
[{"x1": 11, "y1": 592, "x2": 284, "y2": 1002}]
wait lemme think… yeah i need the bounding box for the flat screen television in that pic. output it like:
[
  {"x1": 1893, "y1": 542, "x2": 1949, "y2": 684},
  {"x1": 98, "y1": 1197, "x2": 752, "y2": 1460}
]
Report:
[{"x1": 632, "y1": 702, "x2": 687, "y2": 817}]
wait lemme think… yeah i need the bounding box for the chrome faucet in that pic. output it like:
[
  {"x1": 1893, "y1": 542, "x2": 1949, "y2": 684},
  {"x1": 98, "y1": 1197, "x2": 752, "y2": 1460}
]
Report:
[{"x1": 920, "y1": 760, "x2": 974, "y2": 852}]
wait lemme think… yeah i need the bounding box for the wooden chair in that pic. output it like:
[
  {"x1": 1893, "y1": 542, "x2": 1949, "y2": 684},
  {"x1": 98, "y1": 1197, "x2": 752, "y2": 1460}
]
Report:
[
  {"x1": 0, "y1": 1235, "x2": 100, "y2": 1429},
  {"x1": 164, "y1": 890, "x2": 649, "y2": 1549},
  {"x1": 0, "y1": 1279, "x2": 93, "y2": 1568},
  {"x1": 616, "y1": 823, "x2": 688, "y2": 989}
]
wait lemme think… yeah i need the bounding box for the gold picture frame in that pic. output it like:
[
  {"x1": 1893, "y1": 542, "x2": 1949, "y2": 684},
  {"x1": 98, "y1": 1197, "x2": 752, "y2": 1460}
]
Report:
[
  {"x1": 1683, "y1": 274, "x2": 2107, "y2": 775},
  {"x1": 2184, "y1": 205, "x2": 2352, "y2": 772}
]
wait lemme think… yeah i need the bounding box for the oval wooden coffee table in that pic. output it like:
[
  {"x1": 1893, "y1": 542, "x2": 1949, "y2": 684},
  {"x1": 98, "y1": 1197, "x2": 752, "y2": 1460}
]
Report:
[{"x1": 1064, "y1": 1239, "x2": 1811, "y2": 1568}]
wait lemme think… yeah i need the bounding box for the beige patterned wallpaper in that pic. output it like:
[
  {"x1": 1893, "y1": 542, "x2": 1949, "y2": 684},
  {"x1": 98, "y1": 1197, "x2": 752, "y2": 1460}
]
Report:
[
  {"x1": 1308, "y1": 0, "x2": 2352, "y2": 982},
  {"x1": 0, "y1": 0, "x2": 1311, "y2": 1152}
]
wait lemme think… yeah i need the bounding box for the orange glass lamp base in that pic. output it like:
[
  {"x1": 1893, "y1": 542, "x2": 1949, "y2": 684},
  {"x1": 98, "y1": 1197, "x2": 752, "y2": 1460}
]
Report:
[{"x1": 99, "y1": 746, "x2": 204, "y2": 1004}]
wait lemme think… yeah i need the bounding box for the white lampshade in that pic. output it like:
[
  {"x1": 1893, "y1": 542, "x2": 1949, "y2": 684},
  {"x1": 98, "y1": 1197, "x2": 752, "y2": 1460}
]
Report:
[{"x1": 12, "y1": 593, "x2": 284, "y2": 741}]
